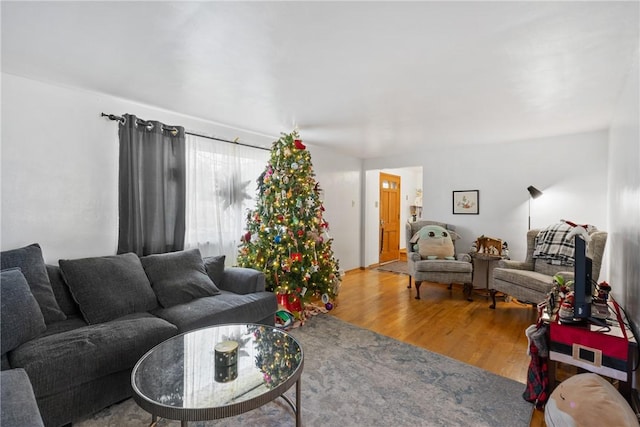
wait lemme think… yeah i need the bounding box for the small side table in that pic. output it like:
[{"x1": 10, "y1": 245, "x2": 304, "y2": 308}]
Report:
[
  {"x1": 470, "y1": 253, "x2": 502, "y2": 298},
  {"x1": 547, "y1": 298, "x2": 637, "y2": 402}
]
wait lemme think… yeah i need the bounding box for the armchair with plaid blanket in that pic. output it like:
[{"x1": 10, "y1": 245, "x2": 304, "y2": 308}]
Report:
[{"x1": 489, "y1": 225, "x2": 607, "y2": 309}]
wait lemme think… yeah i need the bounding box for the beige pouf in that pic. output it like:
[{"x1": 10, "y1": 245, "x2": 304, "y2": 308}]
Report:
[{"x1": 545, "y1": 373, "x2": 639, "y2": 427}]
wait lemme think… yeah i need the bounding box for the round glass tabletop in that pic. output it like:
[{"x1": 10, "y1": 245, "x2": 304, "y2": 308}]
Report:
[{"x1": 132, "y1": 323, "x2": 303, "y2": 424}]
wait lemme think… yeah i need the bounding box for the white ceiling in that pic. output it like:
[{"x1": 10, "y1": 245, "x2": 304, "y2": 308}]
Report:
[{"x1": 2, "y1": 1, "x2": 638, "y2": 159}]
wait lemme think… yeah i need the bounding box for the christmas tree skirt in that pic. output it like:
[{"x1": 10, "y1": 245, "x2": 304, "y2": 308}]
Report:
[{"x1": 76, "y1": 315, "x2": 531, "y2": 426}]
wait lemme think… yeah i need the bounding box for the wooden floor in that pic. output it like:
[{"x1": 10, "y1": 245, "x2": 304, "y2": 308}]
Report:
[{"x1": 329, "y1": 267, "x2": 546, "y2": 425}]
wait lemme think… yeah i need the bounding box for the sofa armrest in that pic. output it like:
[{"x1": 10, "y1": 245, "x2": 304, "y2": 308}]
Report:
[
  {"x1": 219, "y1": 267, "x2": 266, "y2": 294},
  {"x1": 1, "y1": 369, "x2": 45, "y2": 427},
  {"x1": 456, "y1": 253, "x2": 471, "y2": 263},
  {"x1": 409, "y1": 252, "x2": 421, "y2": 262},
  {"x1": 497, "y1": 259, "x2": 534, "y2": 270}
]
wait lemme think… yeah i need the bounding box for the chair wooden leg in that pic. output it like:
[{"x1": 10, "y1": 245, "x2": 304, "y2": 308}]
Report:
[
  {"x1": 463, "y1": 283, "x2": 473, "y2": 302},
  {"x1": 489, "y1": 289, "x2": 497, "y2": 309},
  {"x1": 407, "y1": 275, "x2": 412, "y2": 289},
  {"x1": 415, "y1": 281, "x2": 422, "y2": 299}
]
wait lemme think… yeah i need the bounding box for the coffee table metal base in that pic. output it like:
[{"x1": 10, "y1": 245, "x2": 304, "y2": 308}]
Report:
[
  {"x1": 280, "y1": 376, "x2": 302, "y2": 427},
  {"x1": 144, "y1": 377, "x2": 300, "y2": 427}
]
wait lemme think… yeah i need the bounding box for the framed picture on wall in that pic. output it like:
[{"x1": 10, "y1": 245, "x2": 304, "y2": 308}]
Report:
[{"x1": 452, "y1": 190, "x2": 479, "y2": 215}]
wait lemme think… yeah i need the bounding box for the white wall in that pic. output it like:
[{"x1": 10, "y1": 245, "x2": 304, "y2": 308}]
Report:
[
  {"x1": 306, "y1": 144, "x2": 362, "y2": 272},
  {"x1": 607, "y1": 50, "x2": 640, "y2": 325},
  {"x1": 364, "y1": 131, "x2": 609, "y2": 268},
  {"x1": 1, "y1": 73, "x2": 362, "y2": 270}
]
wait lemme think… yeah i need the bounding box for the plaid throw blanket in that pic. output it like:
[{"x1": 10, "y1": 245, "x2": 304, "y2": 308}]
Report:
[{"x1": 533, "y1": 223, "x2": 576, "y2": 266}]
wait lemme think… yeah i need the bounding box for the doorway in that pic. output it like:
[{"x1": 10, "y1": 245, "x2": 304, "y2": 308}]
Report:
[{"x1": 379, "y1": 172, "x2": 401, "y2": 264}]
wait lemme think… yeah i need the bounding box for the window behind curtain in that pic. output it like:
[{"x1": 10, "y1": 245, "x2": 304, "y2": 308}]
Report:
[{"x1": 184, "y1": 134, "x2": 269, "y2": 265}]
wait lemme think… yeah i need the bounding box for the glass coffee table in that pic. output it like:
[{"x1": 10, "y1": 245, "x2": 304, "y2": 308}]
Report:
[{"x1": 131, "y1": 323, "x2": 303, "y2": 426}]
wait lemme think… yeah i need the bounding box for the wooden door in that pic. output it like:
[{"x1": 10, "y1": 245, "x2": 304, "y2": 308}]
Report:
[{"x1": 379, "y1": 172, "x2": 401, "y2": 263}]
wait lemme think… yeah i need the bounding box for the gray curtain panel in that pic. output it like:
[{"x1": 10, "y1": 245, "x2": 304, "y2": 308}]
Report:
[{"x1": 118, "y1": 114, "x2": 186, "y2": 255}]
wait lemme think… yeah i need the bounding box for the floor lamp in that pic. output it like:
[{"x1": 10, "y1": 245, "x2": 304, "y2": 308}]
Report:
[{"x1": 527, "y1": 185, "x2": 543, "y2": 230}]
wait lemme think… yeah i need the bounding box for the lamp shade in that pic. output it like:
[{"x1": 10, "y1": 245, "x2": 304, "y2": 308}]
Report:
[{"x1": 527, "y1": 185, "x2": 543, "y2": 199}]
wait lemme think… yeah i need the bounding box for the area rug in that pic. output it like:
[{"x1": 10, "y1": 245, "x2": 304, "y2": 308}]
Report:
[
  {"x1": 376, "y1": 260, "x2": 409, "y2": 275},
  {"x1": 76, "y1": 315, "x2": 531, "y2": 426}
]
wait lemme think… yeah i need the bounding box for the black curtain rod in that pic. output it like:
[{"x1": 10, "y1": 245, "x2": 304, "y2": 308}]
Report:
[{"x1": 100, "y1": 112, "x2": 270, "y2": 152}]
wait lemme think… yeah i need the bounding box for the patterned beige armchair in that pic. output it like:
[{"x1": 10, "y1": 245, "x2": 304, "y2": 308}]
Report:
[
  {"x1": 490, "y1": 228, "x2": 607, "y2": 309},
  {"x1": 406, "y1": 220, "x2": 473, "y2": 300}
]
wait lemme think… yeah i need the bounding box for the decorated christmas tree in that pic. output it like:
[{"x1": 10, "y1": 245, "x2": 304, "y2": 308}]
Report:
[{"x1": 237, "y1": 130, "x2": 341, "y2": 317}]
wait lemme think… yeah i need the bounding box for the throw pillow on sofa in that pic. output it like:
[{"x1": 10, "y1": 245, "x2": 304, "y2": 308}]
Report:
[
  {"x1": 203, "y1": 254, "x2": 226, "y2": 287},
  {"x1": 141, "y1": 248, "x2": 221, "y2": 308},
  {"x1": 1, "y1": 243, "x2": 66, "y2": 324},
  {"x1": 1, "y1": 268, "x2": 46, "y2": 354},
  {"x1": 59, "y1": 253, "x2": 158, "y2": 324},
  {"x1": 45, "y1": 264, "x2": 79, "y2": 317}
]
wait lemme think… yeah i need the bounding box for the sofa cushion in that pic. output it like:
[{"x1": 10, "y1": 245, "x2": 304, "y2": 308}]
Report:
[
  {"x1": 413, "y1": 259, "x2": 472, "y2": 273},
  {"x1": 46, "y1": 264, "x2": 80, "y2": 316},
  {"x1": 59, "y1": 253, "x2": 158, "y2": 324},
  {"x1": 1, "y1": 354, "x2": 10, "y2": 370},
  {"x1": 40, "y1": 315, "x2": 88, "y2": 338},
  {"x1": 1, "y1": 243, "x2": 66, "y2": 324},
  {"x1": 8, "y1": 312, "x2": 177, "y2": 398},
  {"x1": 534, "y1": 259, "x2": 574, "y2": 278},
  {"x1": 493, "y1": 267, "x2": 557, "y2": 294},
  {"x1": 203, "y1": 254, "x2": 226, "y2": 287},
  {"x1": 152, "y1": 290, "x2": 277, "y2": 333},
  {"x1": 0, "y1": 368, "x2": 45, "y2": 427},
  {"x1": 141, "y1": 249, "x2": 221, "y2": 308},
  {"x1": 1, "y1": 268, "x2": 47, "y2": 355}
]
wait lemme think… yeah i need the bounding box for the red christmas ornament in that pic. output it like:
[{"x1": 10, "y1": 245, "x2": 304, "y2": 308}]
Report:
[
  {"x1": 294, "y1": 139, "x2": 306, "y2": 150},
  {"x1": 243, "y1": 231, "x2": 251, "y2": 242},
  {"x1": 297, "y1": 229, "x2": 304, "y2": 237},
  {"x1": 291, "y1": 253, "x2": 303, "y2": 262}
]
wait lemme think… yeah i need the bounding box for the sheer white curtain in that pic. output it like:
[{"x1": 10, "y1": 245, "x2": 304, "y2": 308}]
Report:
[{"x1": 185, "y1": 134, "x2": 269, "y2": 265}]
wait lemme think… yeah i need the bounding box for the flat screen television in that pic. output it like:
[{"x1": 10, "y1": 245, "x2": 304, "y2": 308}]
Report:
[{"x1": 573, "y1": 235, "x2": 593, "y2": 319}]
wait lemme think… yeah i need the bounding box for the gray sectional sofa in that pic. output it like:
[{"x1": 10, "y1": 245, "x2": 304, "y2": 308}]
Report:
[{"x1": 0, "y1": 244, "x2": 277, "y2": 427}]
